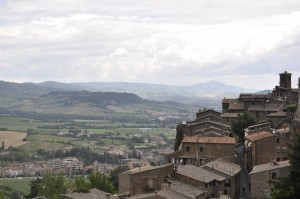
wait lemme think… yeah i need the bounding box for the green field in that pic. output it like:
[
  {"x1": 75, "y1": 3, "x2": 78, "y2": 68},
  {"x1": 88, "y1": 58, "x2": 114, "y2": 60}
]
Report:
[
  {"x1": 0, "y1": 178, "x2": 31, "y2": 196},
  {"x1": 0, "y1": 116, "x2": 175, "y2": 154}
]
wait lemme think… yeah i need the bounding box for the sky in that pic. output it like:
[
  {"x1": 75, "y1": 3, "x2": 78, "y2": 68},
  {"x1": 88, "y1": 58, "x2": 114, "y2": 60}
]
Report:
[{"x1": 1, "y1": 0, "x2": 300, "y2": 90}]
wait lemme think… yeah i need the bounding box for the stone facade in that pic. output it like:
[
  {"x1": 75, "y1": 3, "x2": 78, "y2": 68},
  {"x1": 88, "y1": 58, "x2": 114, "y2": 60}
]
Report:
[
  {"x1": 245, "y1": 131, "x2": 294, "y2": 171},
  {"x1": 119, "y1": 164, "x2": 174, "y2": 196},
  {"x1": 249, "y1": 160, "x2": 290, "y2": 199},
  {"x1": 179, "y1": 136, "x2": 236, "y2": 165}
]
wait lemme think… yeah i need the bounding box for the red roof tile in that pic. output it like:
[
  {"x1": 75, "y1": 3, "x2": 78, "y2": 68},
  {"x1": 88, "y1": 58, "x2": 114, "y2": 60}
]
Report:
[
  {"x1": 246, "y1": 131, "x2": 273, "y2": 142},
  {"x1": 182, "y1": 136, "x2": 235, "y2": 144}
]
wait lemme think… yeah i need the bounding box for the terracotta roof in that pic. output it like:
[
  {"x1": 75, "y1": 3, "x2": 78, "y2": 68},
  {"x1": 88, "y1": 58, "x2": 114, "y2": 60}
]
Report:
[
  {"x1": 176, "y1": 165, "x2": 225, "y2": 183},
  {"x1": 250, "y1": 160, "x2": 290, "y2": 175},
  {"x1": 204, "y1": 159, "x2": 241, "y2": 176},
  {"x1": 182, "y1": 136, "x2": 235, "y2": 144},
  {"x1": 246, "y1": 131, "x2": 273, "y2": 142}
]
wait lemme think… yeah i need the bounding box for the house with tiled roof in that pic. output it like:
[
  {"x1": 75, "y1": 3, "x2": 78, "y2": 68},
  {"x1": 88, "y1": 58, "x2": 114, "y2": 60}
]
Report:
[
  {"x1": 177, "y1": 136, "x2": 236, "y2": 165},
  {"x1": 203, "y1": 159, "x2": 241, "y2": 198},
  {"x1": 119, "y1": 163, "x2": 174, "y2": 197},
  {"x1": 249, "y1": 160, "x2": 290, "y2": 199},
  {"x1": 61, "y1": 188, "x2": 118, "y2": 199},
  {"x1": 175, "y1": 109, "x2": 232, "y2": 140},
  {"x1": 245, "y1": 130, "x2": 294, "y2": 171}
]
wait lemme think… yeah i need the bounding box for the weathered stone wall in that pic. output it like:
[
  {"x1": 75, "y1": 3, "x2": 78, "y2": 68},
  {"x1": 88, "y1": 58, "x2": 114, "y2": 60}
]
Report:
[
  {"x1": 250, "y1": 166, "x2": 290, "y2": 199},
  {"x1": 129, "y1": 164, "x2": 174, "y2": 196},
  {"x1": 182, "y1": 142, "x2": 235, "y2": 163}
]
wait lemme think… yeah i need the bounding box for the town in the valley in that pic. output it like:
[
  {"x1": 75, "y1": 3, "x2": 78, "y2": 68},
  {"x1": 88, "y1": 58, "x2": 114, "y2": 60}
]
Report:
[{"x1": 1, "y1": 71, "x2": 300, "y2": 199}]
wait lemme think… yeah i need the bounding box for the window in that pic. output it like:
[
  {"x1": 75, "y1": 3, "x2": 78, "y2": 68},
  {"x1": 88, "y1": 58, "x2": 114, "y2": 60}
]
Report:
[
  {"x1": 277, "y1": 158, "x2": 280, "y2": 162},
  {"x1": 272, "y1": 172, "x2": 277, "y2": 179},
  {"x1": 256, "y1": 112, "x2": 259, "y2": 119},
  {"x1": 276, "y1": 146, "x2": 281, "y2": 152},
  {"x1": 277, "y1": 138, "x2": 280, "y2": 144},
  {"x1": 283, "y1": 146, "x2": 287, "y2": 152},
  {"x1": 199, "y1": 146, "x2": 204, "y2": 152},
  {"x1": 225, "y1": 179, "x2": 231, "y2": 187},
  {"x1": 185, "y1": 145, "x2": 190, "y2": 152}
]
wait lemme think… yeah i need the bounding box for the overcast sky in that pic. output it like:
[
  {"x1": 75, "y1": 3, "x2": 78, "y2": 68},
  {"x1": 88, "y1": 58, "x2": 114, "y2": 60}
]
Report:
[{"x1": 1, "y1": 0, "x2": 300, "y2": 90}]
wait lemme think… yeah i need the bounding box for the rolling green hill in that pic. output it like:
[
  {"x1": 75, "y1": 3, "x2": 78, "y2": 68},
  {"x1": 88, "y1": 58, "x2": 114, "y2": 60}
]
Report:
[{"x1": 0, "y1": 82, "x2": 197, "y2": 122}]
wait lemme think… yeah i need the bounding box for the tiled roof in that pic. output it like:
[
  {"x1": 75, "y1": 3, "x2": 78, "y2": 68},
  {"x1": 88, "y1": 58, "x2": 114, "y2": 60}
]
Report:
[
  {"x1": 266, "y1": 112, "x2": 287, "y2": 117},
  {"x1": 123, "y1": 163, "x2": 174, "y2": 175},
  {"x1": 165, "y1": 180, "x2": 204, "y2": 198},
  {"x1": 249, "y1": 160, "x2": 290, "y2": 175},
  {"x1": 204, "y1": 159, "x2": 241, "y2": 176},
  {"x1": 157, "y1": 188, "x2": 191, "y2": 199},
  {"x1": 64, "y1": 188, "x2": 118, "y2": 199},
  {"x1": 128, "y1": 193, "x2": 158, "y2": 199},
  {"x1": 246, "y1": 131, "x2": 273, "y2": 142},
  {"x1": 187, "y1": 120, "x2": 230, "y2": 128},
  {"x1": 248, "y1": 104, "x2": 282, "y2": 112},
  {"x1": 176, "y1": 165, "x2": 225, "y2": 183},
  {"x1": 221, "y1": 113, "x2": 239, "y2": 118},
  {"x1": 239, "y1": 93, "x2": 271, "y2": 99},
  {"x1": 182, "y1": 136, "x2": 235, "y2": 144}
]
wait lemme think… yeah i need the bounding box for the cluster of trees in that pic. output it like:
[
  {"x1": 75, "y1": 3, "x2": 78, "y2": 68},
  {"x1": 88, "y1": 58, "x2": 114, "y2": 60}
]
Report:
[
  {"x1": 27, "y1": 165, "x2": 130, "y2": 199},
  {"x1": 37, "y1": 147, "x2": 120, "y2": 165},
  {"x1": 231, "y1": 112, "x2": 256, "y2": 141}
]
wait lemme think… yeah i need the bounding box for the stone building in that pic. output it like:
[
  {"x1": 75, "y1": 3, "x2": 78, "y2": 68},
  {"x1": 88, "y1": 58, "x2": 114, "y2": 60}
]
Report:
[
  {"x1": 176, "y1": 109, "x2": 232, "y2": 138},
  {"x1": 177, "y1": 136, "x2": 236, "y2": 165},
  {"x1": 245, "y1": 131, "x2": 294, "y2": 171},
  {"x1": 61, "y1": 188, "x2": 118, "y2": 199},
  {"x1": 249, "y1": 160, "x2": 290, "y2": 199},
  {"x1": 202, "y1": 159, "x2": 241, "y2": 198},
  {"x1": 119, "y1": 159, "x2": 240, "y2": 199},
  {"x1": 118, "y1": 163, "x2": 174, "y2": 196},
  {"x1": 174, "y1": 161, "x2": 240, "y2": 199},
  {"x1": 221, "y1": 71, "x2": 299, "y2": 126}
]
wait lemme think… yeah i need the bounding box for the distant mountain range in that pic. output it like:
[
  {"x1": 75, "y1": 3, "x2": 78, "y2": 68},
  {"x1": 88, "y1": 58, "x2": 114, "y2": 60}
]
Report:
[
  {"x1": 37, "y1": 80, "x2": 256, "y2": 105},
  {"x1": 0, "y1": 80, "x2": 257, "y2": 119}
]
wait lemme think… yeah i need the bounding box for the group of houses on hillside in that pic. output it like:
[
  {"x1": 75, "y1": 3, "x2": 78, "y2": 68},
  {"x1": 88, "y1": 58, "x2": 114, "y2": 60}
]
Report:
[{"x1": 115, "y1": 71, "x2": 300, "y2": 199}]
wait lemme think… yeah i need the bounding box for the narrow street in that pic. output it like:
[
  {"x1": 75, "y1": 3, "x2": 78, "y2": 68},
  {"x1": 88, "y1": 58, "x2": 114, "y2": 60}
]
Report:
[{"x1": 235, "y1": 144, "x2": 250, "y2": 199}]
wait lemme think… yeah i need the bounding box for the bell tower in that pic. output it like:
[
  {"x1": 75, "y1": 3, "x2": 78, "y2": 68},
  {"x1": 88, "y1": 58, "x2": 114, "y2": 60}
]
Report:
[{"x1": 279, "y1": 71, "x2": 292, "y2": 90}]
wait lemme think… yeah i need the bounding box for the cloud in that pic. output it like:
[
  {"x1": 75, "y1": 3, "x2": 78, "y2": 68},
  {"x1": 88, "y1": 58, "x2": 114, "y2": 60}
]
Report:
[{"x1": 0, "y1": 0, "x2": 300, "y2": 89}]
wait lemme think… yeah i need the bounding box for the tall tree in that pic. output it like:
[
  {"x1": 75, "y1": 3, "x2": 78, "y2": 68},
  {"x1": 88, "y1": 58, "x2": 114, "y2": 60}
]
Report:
[
  {"x1": 270, "y1": 135, "x2": 300, "y2": 199},
  {"x1": 27, "y1": 173, "x2": 66, "y2": 199},
  {"x1": 174, "y1": 124, "x2": 185, "y2": 151},
  {"x1": 74, "y1": 176, "x2": 91, "y2": 193},
  {"x1": 231, "y1": 112, "x2": 256, "y2": 141},
  {"x1": 89, "y1": 172, "x2": 115, "y2": 193}
]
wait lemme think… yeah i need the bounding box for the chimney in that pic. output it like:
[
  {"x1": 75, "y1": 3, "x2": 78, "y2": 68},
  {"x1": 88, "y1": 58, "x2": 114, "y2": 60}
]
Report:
[
  {"x1": 168, "y1": 181, "x2": 172, "y2": 188},
  {"x1": 106, "y1": 193, "x2": 110, "y2": 199},
  {"x1": 298, "y1": 77, "x2": 300, "y2": 109}
]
